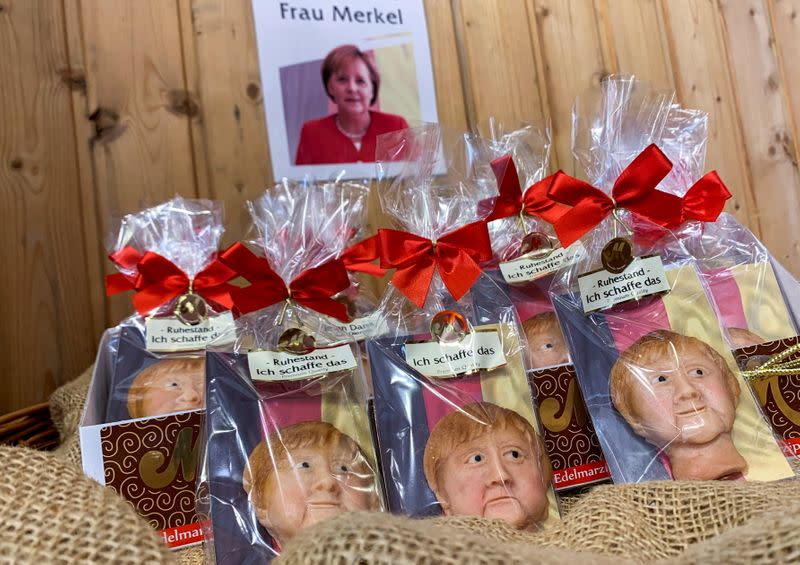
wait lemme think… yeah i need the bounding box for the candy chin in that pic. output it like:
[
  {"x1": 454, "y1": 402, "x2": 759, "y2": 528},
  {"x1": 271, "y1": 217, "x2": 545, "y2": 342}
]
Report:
[{"x1": 664, "y1": 432, "x2": 747, "y2": 481}]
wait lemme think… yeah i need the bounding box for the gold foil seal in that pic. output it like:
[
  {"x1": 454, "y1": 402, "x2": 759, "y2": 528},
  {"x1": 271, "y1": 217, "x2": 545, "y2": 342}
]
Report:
[
  {"x1": 173, "y1": 293, "x2": 208, "y2": 326},
  {"x1": 519, "y1": 231, "x2": 554, "y2": 258},
  {"x1": 430, "y1": 310, "x2": 470, "y2": 344},
  {"x1": 601, "y1": 237, "x2": 634, "y2": 274},
  {"x1": 278, "y1": 328, "x2": 316, "y2": 355}
]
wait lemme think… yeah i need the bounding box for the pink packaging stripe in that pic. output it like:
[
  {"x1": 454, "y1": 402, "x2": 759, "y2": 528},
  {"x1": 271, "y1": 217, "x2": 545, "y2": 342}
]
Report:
[
  {"x1": 509, "y1": 278, "x2": 554, "y2": 322},
  {"x1": 421, "y1": 374, "x2": 484, "y2": 431},
  {"x1": 703, "y1": 268, "x2": 748, "y2": 330},
  {"x1": 605, "y1": 297, "x2": 671, "y2": 352},
  {"x1": 514, "y1": 298, "x2": 554, "y2": 322},
  {"x1": 259, "y1": 394, "x2": 322, "y2": 438}
]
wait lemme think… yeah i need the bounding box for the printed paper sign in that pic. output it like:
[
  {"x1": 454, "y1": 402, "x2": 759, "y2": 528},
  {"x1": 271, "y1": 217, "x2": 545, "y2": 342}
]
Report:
[
  {"x1": 578, "y1": 256, "x2": 671, "y2": 313},
  {"x1": 146, "y1": 313, "x2": 235, "y2": 352},
  {"x1": 248, "y1": 344, "x2": 357, "y2": 381},
  {"x1": 404, "y1": 331, "x2": 506, "y2": 378},
  {"x1": 252, "y1": 0, "x2": 438, "y2": 180},
  {"x1": 331, "y1": 312, "x2": 386, "y2": 341},
  {"x1": 499, "y1": 242, "x2": 586, "y2": 284}
]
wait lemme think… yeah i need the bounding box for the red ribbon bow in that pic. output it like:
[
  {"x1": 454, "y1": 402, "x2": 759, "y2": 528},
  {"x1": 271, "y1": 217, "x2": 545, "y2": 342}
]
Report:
[
  {"x1": 220, "y1": 242, "x2": 351, "y2": 322},
  {"x1": 378, "y1": 222, "x2": 493, "y2": 308},
  {"x1": 105, "y1": 246, "x2": 143, "y2": 295},
  {"x1": 130, "y1": 252, "x2": 236, "y2": 315},
  {"x1": 486, "y1": 155, "x2": 570, "y2": 225},
  {"x1": 677, "y1": 171, "x2": 731, "y2": 225},
  {"x1": 339, "y1": 234, "x2": 387, "y2": 277},
  {"x1": 548, "y1": 144, "x2": 684, "y2": 248}
]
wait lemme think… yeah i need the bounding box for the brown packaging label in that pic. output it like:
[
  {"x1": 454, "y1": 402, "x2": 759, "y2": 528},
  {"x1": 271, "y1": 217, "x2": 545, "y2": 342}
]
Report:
[
  {"x1": 734, "y1": 336, "x2": 800, "y2": 460},
  {"x1": 530, "y1": 365, "x2": 610, "y2": 490},
  {"x1": 101, "y1": 410, "x2": 204, "y2": 548}
]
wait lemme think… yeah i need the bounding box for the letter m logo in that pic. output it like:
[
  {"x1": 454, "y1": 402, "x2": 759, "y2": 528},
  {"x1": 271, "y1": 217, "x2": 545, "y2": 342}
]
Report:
[{"x1": 140, "y1": 427, "x2": 201, "y2": 489}]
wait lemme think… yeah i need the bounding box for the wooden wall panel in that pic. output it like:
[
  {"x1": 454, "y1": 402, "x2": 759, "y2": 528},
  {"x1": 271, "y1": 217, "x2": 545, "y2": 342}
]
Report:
[
  {"x1": 718, "y1": 0, "x2": 800, "y2": 269},
  {"x1": 596, "y1": 0, "x2": 674, "y2": 92},
  {"x1": 660, "y1": 0, "x2": 757, "y2": 231},
  {"x1": 527, "y1": 0, "x2": 607, "y2": 173},
  {"x1": 0, "y1": 0, "x2": 96, "y2": 413},
  {"x1": 454, "y1": 0, "x2": 546, "y2": 130},
  {"x1": 4, "y1": 0, "x2": 800, "y2": 414},
  {"x1": 767, "y1": 0, "x2": 800, "y2": 212},
  {"x1": 77, "y1": 0, "x2": 200, "y2": 325},
  {"x1": 63, "y1": 0, "x2": 106, "y2": 340},
  {"x1": 425, "y1": 0, "x2": 469, "y2": 132},
  {"x1": 185, "y1": 0, "x2": 271, "y2": 243},
  {"x1": 178, "y1": 0, "x2": 212, "y2": 202}
]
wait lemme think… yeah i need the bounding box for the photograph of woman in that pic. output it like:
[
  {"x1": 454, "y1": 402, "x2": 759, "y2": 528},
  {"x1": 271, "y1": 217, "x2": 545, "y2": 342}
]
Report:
[{"x1": 294, "y1": 44, "x2": 409, "y2": 165}]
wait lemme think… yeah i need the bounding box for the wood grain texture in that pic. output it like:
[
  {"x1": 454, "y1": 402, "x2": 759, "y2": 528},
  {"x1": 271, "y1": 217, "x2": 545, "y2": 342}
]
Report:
[
  {"x1": 660, "y1": 0, "x2": 757, "y2": 230},
  {"x1": 717, "y1": 0, "x2": 800, "y2": 271},
  {"x1": 455, "y1": 0, "x2": 546, "y2": 131},
  {"x1": 178, "y1": 0, "x2": 212, "y2": 201},
  {"x1": 596, "y1": 0, "x2": 674, "y2": 92},
  {"x1": 63, "y1": 0, "x2": 106, "y2": 340},
  {"x1": 424, "y1": 0, "x2": 469, "y2": 132},
  {"x1": 187, "y1": 0, "x2": 271, "y2": 244},
  {"x1": 0, "y1": 0, "x2": 96, "y2": 413},
  {"x1": 767, "y1": 0, "x2": 800, "y2": 204},
  {"x1": 528, "y1": 0, "x2": 608, "y2": 173},
  {"x1": 6, "y1": 0, "x2": 800, "y2": 415},
  {"x1": 79, "y1": 0, "x2": 200, "y2": 325}
]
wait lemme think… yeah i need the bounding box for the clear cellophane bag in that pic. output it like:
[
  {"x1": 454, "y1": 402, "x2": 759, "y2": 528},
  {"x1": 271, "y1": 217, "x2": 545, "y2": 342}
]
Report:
[
  {"x1": 549, "y1": 76, "x2": 793, "y2": 484},
  {"x1": 100, "y1": 196, "x2": 229, "y2": 424},
  {"x1": 200, "y1": 179, "x2": 383, "y2": 563},
  {"x1": 367, "y1": 124, "x2": 561, "y2": 529}
]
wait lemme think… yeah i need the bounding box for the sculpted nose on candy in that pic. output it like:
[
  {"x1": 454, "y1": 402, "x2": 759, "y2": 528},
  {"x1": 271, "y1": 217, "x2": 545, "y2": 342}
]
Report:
[{"x1": 673, "y1": 374, "x2": 703, "y2": 405}]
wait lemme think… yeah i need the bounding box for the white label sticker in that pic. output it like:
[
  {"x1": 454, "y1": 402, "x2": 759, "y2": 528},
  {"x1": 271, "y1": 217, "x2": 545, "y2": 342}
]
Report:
[
  {"x1": 248, "y1": 344, "x2": 357, "y2": 381},
  {"x1": 499, "y1": 242, "x2": 586, "y2": 284},
  {"x1": 578, "y1": 255, "x2": 671, "y2": 313},
  {"x1": 330, "y1": 312, "x2": 386, "y2": 341},
  {"x1": 404, "y1": 331, "x2": 507, "y2": 378},
  {"x1": 145, "y1": 312, "x2": 235, "y2": 352}
]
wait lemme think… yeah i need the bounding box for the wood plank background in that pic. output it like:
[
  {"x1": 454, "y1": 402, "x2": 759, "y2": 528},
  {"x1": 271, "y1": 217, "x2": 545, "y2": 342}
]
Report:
[{"x1": 1, "y1": 0, "x2": 798, "y2": 415}]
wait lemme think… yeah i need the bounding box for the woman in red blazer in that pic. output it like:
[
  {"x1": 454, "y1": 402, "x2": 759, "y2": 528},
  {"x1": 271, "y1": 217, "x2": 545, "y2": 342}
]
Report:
[{"x1": 295, "y1": 45, "x2": 409, "y2": 165}]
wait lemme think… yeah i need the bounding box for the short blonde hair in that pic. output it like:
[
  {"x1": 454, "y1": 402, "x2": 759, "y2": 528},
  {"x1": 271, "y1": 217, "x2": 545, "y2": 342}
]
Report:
[
  {"x1": 423, "y1": 402, "x2": 551, "y2": 496},
  {"x1": 522, "y1": 311, "x2": 560, "y2": 337},
  {"x1": 610, "y1": 330, "x2": 741, "y2": 426},
  {"x1": 127, "y1": 357, "x2": 204, "y2": 418},
  {"x1": 726, "y1": 327, "x2": 765, "y2": 348},
  {"x1": 243, "y1": 421, "x2": 378, "y2": 513}
]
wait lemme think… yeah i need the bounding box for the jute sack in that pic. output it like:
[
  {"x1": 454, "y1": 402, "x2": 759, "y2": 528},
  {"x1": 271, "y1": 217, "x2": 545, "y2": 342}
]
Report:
[
  {"x1": 49, "y1": 365, "x2": 91, "y2": 469},
  {"x1": 0, "y1": 445, "x2": 174, "y2": 564},
  {"x1": 48, "y1": 370, "x2": 800, "y2": 564},
  {"x1": 275, "y1": 480, "x2": 800, "y2": 565}
]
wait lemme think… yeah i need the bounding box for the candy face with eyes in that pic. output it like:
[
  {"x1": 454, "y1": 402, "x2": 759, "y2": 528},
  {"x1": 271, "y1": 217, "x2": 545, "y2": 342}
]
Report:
[
  {"x1": 434, "y1": 429, "x2": 548, "y2": 530},
  {"x1": 127, "y1": 358, "x2": 205, "y2": 418},
  {"x1": 244, "y1": 421, "x2": 378, "y2": 546},
  {"x1": 523, "y1": 312, "x2": 569, "y2": 369},
  {"x1": 623, "y1": 346, "x2": 737, "y2": 446},
  {"x1": 423, "y1": 402, "x2": 551, "y2": 531},
  {"x1": 610, "y1": 330, "x2": 746, "y2": 481}
]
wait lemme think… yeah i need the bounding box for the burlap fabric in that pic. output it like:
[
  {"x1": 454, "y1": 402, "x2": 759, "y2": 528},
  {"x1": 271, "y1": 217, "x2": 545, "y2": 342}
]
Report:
[
  {"x1": 276, "y1": 480, "x2": 800, "y2": 564},
  {"x1": 0, "y1": 445, "x2": 174, "y2": 564},
  {"x1": 47, "y1": 370, "x2": 800, "y2": 564},
  {"x1": 49, "y1": 365, "x2": 91, "y2": 468}
]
